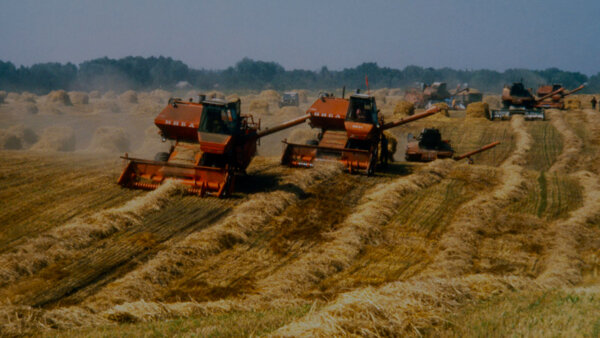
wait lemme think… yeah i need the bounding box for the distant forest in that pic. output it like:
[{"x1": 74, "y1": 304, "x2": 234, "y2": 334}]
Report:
[{"x1": 0, "y1": 56, "x2": 598, "y2": 94}]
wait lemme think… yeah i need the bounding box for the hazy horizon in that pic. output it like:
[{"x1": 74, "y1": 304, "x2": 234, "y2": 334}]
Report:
[{"x1": 2, "y1": 0, "x2": 599, "y2": 75}]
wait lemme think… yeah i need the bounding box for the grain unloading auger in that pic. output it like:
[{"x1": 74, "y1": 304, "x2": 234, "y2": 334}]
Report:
[
  {"x1": 118, "y1": 96, "x2": 308, "y2": 197},
  {"x1": 405, "y1": 128, "x2": 500, "y2": 163},
  {"x1": 489, "y1": 82, "x2": 566, "y2": 121},
  {"x1": 281, "y1": 92, "x2": 439, "y2": 175}
]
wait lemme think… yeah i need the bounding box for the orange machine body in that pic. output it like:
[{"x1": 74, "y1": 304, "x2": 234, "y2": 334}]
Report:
[
  {"x1": 119, "y1": 97, "x2": 307, "y2": 197},
  {"x1": 282, "y1": 93, "x2": 438, "y2": 174},
  {"x1": 534, "y1": 84, "x2": 585, "y2": 109}
]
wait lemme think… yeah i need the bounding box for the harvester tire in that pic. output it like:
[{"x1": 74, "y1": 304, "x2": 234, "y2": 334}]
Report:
[{"x1": 154, "y1": 152, "x2": 170, "y2": 162}]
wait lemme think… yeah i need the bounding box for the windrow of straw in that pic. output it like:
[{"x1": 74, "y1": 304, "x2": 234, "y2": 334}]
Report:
[
  {"x1": 547, "y1": 110, "x2": 583, "y2": 173},
  {"x1": 30, "y1": 126, "x2": 76, "y2": 152},
  {"x1": 0, "y1": 181, "x2": 182, "y2": 289},
  {"x1": 0, "y1": 304, "x2": 109, "y2": 336},
  {"x1": 536, "y1": 171, "x2": 600, "y2": 288},
  {"x1": 423, "y1": 115, "x2": 532, "y2": 278},
  {"x1": 83, "y1": 164, "x2": 341, "y2": 312},
  {"x1": 273, "y1": 274, "x2": 532, "y2": 337},
  {"x1": 250, "y1": 160, "x2": 454, "y2": 302}
]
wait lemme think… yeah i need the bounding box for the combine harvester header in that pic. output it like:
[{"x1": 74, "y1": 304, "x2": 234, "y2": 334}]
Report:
[
  {"x1": 118, "y1": 95, "x2": 308, "y2": 197},
  {"x1": 281, "y1": 91, "x2": 439, "y2": 175}
]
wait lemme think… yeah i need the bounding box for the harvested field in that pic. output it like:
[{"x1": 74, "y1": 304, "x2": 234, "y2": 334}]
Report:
[{"x1": 0, "y1": 92, "x2": 598, "y2": 337}]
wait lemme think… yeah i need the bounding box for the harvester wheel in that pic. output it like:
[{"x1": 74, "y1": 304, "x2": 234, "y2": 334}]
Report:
[{"x1": 154, "y1": 152, "x2": 170, "y2": 162}]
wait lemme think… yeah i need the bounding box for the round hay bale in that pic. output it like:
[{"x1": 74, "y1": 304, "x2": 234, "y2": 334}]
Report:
[
  {"x1": 89, "y1": 90, "x2": 101, "y2": 99},
  {"x1": 0, "y1": 91, "x2": 6, "y2": 104},
  {"x1": 19, "y1": 92, "x2": 37, "y2": 103},
  {"x1": 88, "y1": 126, "x2": 130, "y2": 153},
  {"x1": 31, "y1": 126, "x2": 76, "y2": 152},
  {"x1": 465, "y1": 102, "x2": 489, "y2": 118},
  {"x1": 249, "y1": 99, "x2": 269, "y2": 115},
  {"x1": 433, "y1": 102, "x2": 450, "y2": 117},
  {"x1": 46, "y1": 90, "x2": 72, "y2": 106},
  {"x1": 259, "y1": 90, "x2": 280, "y2": 102},
  {"x1": 206, "y1": 91, "x2": 225, "y2": 100},
  {"x1": 393, "y1": 100, "x2": 415, "y2": 116},
  {"x1": 69, "y1": 91, "x2": 89, "y2": 105},
  {"x1": 483, "y1": 95, "x2": 501, "y2": 109},
  {"x1": 119, "y1": 90, "x2": 138, "y2": 104},
  {"x1": 564, "y1": 98, "x2": 582, "y2": 110}
]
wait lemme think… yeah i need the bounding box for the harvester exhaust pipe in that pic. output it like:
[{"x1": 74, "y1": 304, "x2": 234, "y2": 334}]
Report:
[{"x1": 342, "y1": 86, "x2": 346, "y2": 99}]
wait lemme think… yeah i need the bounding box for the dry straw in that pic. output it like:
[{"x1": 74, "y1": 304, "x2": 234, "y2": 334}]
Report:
[
  {"x1": 547, "y1": 110, "x2": 583, "y2": 173},
  {"x1": 83, "y1": 164, "x2": 341, "y2": 312},
  {"x1": 87, "y1": 126, "x2": 130, "y2": 153},
  {"x1": 30, "y1": 126, "x2": 76, "y2": 152},
  {"x1": 45, "y1": 90, "x2": 72, "y2": 106},
  {"x1": 69, "y1": 92, "x2": 89, "y2": 105},
  {"x1": 119, "y1": 90, "x2": 138, "y2": 104},
  {"x1": 393, "y1": 100, "x2": 415, "y2": 116},
  {"x1": 465, "y1": 102, "x2": 489, "y2": 119},
  {"x1": 0, "y1": 181, "x2": 182, "y2": 289}
]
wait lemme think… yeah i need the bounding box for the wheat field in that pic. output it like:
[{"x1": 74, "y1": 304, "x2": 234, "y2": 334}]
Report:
[{"x1": 0, "y1": 90, "x2": 599, "y2": 336}]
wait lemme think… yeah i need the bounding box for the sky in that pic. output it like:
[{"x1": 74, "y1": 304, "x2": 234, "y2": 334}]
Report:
[{"x1": 1, "y1": 0, "x2": 599, "y2": 75}]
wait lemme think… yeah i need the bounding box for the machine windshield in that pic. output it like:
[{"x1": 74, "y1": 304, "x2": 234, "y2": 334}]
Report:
[
  {"x1": 346, "y1": 97, "x2": 377, "y2": 124},
  {"x1": 199, "y1": 104, "x2": 239, "y2": 135}
]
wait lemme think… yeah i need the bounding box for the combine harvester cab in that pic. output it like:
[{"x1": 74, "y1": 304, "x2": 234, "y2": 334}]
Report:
[
  {"x1": 405, "y1": 128, "x2": 500, "y2": 163},
  {"x1": 281, "y1": 92, "x2": 439, "y2": 175},
  {"x1": 489, "y1": 82, "x2": 568, "y2": 121},
  {"x1": 118, "y1": 96, "x2": 308, "y2": 197}
]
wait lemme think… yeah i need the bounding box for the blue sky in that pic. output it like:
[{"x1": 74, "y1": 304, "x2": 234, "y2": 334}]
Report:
[{"x1": 1, "y1": 0, "x2": 599, "y2": 74}]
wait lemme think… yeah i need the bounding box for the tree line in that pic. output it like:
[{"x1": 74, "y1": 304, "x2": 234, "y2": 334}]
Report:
[{"x1": 1, "y1": 56, "x2": 598, "y2": 94}]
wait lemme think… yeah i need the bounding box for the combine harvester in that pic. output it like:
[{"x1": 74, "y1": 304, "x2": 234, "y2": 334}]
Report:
[
  {"x1": 405, "y1": 128, "x2": 500, "y2": 163},
  {"x1": 489, "y1": 82, "x2": 565, "y2": 121},
  {"x1": 534, "y1": 83, "x2": 586, "y2": 109},
  {"x1": 281, "y1": 91, "x2": 439, "y2": 175},
  {"x1": 118, "y1": 95, "x2": 308, "y2": 197}
]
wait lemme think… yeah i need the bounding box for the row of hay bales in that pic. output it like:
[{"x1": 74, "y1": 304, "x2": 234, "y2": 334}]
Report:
[{"x1": 0, "y1": 125, "x2": 131, "y2": 153}]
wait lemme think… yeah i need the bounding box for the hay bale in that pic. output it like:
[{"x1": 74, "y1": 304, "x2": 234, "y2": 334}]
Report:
[
  {"x1": 279, "y1": 106, "x2": 303, "y2": 117},
  {"x1": 150, "y1": 89, "x2": 171, "y2": 103},
  {"x1": 434, "y1": 102, "x2": 450, "y2": 117},
  {"x1": 88, "y1": 126, "x2": 130, "y2": 153},
  {"x1": 259, "y1": 90, "x2": 280, "y2": 102},
  {"x1": 564, "y1": 98, "x2": 582, "y2": 110},
  {"x1": 119, "y1": 90, "x2": 138, "y2": 104},
  {"x1": 483, "y1": 95, "x2": 501, "y2": 109},
  {"x1": 0, "y1": 91, "x2": 6, "y2": 104},
  {"x1": 69, "y1": 91, "x2": 89, "y2": 105},
  {"x1": 206, "y1": 91, "x2": 225, "y2": 100},
  {"x1": 8, "y1": 125, "x2": 38, "y2": 145},
  {"x1": 46, "y1": 90, "x2": 72, "y2": 106},
  {"x1": 31, "y1": 126, "x2": 76, "y2": 151},
  {"x1": 393, "y1": 100, "x2": 415, "y2": 116},
  {"x1": 19, "y1": 92, "x2": 37, "y2": 103},
  {"x1": 388, "y1": 88, "x2": 404, "y2": 96},
  {"x1": 89, "y1": 90, "x2": 101, "y2": 99},
  {"x1": 249, "y1": 99, "x2": 269, "y2": 115},
  {"x1": 465, "y1": 102, "x2": 489, "y2": 118},
  {"x1": 226, "y1": 94, "x2": 240, "y2": 102},
  {"x1": 373, "y1": 88, "x2": 388, "y2": 105}
]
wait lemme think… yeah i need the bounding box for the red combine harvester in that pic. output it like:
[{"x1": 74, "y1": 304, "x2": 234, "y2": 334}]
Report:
[
  {"x1": 118, "y1": 95, "x2": 308, "y2": 197},
  {"x1": 534, "y1": 84, "x2": 586, "y2": 109},
  {"x1": 281, "y1": 92, "x2": 439, "y2": 175},
  {"x1": 405, "y1": 128, "x2": 500, "y2": 163}
]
